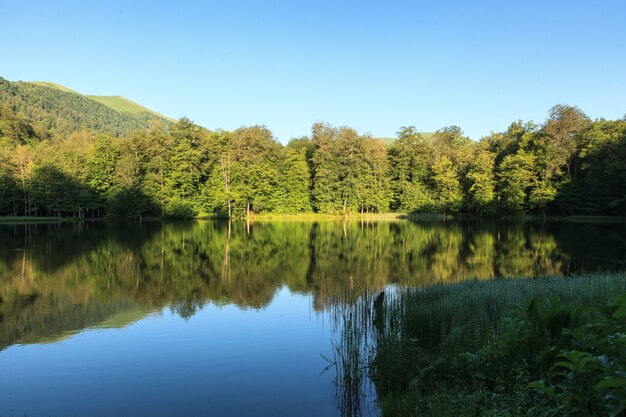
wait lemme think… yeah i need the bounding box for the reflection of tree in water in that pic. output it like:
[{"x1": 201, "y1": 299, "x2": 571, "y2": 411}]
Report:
[{"x1": 0, "y1": 219, "x2": 625, "y2": 350}]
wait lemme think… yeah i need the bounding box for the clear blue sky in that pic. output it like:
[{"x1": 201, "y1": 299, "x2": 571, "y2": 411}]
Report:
[{"x1": 2, "y1": 0, "x2": 625, "y2": 142}]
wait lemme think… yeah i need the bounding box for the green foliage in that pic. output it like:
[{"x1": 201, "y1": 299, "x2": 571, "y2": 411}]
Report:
[
  {"x1": 431, "y1": 155, "x2": 463, "y2": 213},
  {"x1": 163, "y1": 199, "x2": 197, "y2": 219},
  {"x1": 166, "y1": 136, "x2": 201, "y2": 200},
  {"x1": 0, "y1": 76, "x2": 171, "y2": 138},
  {"x1": 30, "y1": 164, "x2": 101, "y2": 217},
  {"x1": 0, "y1": 106, "x2": 37, "y2": 144},
  {"x1": 311, "y1": 123, "x2": 391, "y2": 214},
  {"x1": 229, "y1": 126, "x2": 282, "y2": 215},
  {"x1": 1, "y1": 76, "x2": 625, "y2": 219},
  {"x1": 273, "y1": 148, "x2": 312, "y2": 213},
  {"x1": 0, "y1": 169, "x2": 20, "y2": 214},
  {"x1": 466, "y1": 149, "x2": 496, "y2": 214},
  {"x1": 106, "y1": 187, "x2": 156, "y2": 221},
  {"x1": 86, "y1": 95, "x2": 174, "y2": 120},
  {"x1": 366, "y1": 275, "x2": 626, "y2": 416},
  {"x1": 86, "y1": 135, "x2": 120, "y2": 195},
  {"x1": 388, "y1": 127, "x2": 434, "y2": 212},
  {"x1": 497, "y1": 151, "x2": 534, "y2": 212},
  {"x1": 570, "y1": 119, "x2": 626, "y2": 215}
]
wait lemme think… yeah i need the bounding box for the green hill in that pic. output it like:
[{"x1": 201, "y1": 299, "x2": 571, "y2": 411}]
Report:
[
  {"x1": 87, "y1": 95, "x2": 176, "y2": 121},
  {"x1": 27, "y1": 81, "x2": 78, "y2": 94},
  {"x1": 0, "y1": 76, "x2": 173, "y2": 139},
  {"x1": 28, "y1": 83, "x2": 174, "y2": 121}
]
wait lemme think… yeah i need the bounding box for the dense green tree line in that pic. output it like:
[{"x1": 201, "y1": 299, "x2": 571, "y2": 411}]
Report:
[{"x1": 1, "y1": 101, "x2": 625, "y2": 218}]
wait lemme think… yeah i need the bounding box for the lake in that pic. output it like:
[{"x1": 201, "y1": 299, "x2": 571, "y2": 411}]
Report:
[{"x1": 1, "y1": 219, "x2": 626, "y2": 416}]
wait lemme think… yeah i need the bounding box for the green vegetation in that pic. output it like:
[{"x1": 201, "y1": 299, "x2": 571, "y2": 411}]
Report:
[
  {"x1": 3, "y1": 75, "x2": 625, "y2": 414},
  {"x1": 0, "y1": 76, "x2": 171, "y2": 140},
  {"x1": 343, "y1": 275, "x2": 626, "y2": 416},
  {"x1": 87, "y1": 95, "x2": 175, "y2": 120},
  {"x1": 27, "y1": 81, "x2": 78, "y2": 93},
  {"x1": 380, "y1": 132, "x2": 436, "y2": 146},
  {"x1": 1, "y1": 75, "x2": 625, "y2": 220}
]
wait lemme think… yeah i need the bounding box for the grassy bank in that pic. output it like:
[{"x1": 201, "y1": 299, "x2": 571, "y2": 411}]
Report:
[
  {"x1": 196, "y1": 213, "x2": 626, "y2": 223},
  {"x1": 246, "y1": 212, "x2": 410, "y2": 221},
  {"x1": 3, "y1": 213, "x2": 626, "y2": 224},
  {"x1": 358, "y1": 274, "x2": 626, "y2": 416},
  {"x1": 0, "y1": 216, "x2": 74, "y2": 223}
]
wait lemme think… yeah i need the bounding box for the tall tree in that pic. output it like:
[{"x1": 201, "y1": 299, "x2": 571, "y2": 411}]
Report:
[
  {"x1": 86, "y1": 135, "x2": 119, "y2": 196},
  {"x1": 274, "y1": 148, "x2": 312, "y2": 213},
  {"x1": 431, "y1": 155, "x2": 463, "y2": 213},
  {"x1": 388, "y1": 126, "x2": 433, "y2": 212},
  {"x1": 466, "y1": 148, "x2": 496, "y2": 214},
  {"x1": 202, "y1": 130, "x2": 237, "y2": 218},
  {"x1": 310, "y1": 123, "x2": 342, "y2": 213},
  {"x1": 229, "y1": 126, "x2": 281, "y2": 216},
  {"x1": 497, "y1": 152, "x2": 534, "y2": 212},
  {"x1": 540, "y1": 104, "x2": 591, "y2": 180}
]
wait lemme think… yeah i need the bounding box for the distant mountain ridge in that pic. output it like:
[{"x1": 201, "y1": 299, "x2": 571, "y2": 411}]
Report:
[{"x1": 0, "y1": 76, "x2": 173, "y2": 139}]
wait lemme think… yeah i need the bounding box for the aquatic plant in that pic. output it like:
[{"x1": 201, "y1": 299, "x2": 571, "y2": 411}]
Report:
[{"x1": 336, "y1": 273, "x2": 626, "y2": 416}]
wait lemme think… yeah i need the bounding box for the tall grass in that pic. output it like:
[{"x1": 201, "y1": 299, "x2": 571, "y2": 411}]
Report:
[
  {"x1": 326, "y1": 290, "x2": 380, "y2": 417},
  {"x1": 384, "y1": 273, "x2": 626, "y2": 356},
  {"x1": 332, "y1": 273, "x2": 626, "y2": 416}
]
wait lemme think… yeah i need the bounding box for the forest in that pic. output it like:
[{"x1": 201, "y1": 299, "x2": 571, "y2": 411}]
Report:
[{"x1": 1, "y1": 78, "x2": 625, "y2": 219}]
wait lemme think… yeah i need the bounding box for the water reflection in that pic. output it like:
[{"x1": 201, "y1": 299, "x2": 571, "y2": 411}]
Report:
[{"x1": 1, "y1": 219, "x2": 625, "y2": 351}]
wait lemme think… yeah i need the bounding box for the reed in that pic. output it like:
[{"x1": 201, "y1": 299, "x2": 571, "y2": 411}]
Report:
[
  {"x1": 386, "y1": 273, "x2": 626, "y2": 356},
  {"x1": 333, "y1": 273, "x2": 626, "y2": 416},
  {"x1": 370, "y1": 273, "x2": 626, "y2": 415}
]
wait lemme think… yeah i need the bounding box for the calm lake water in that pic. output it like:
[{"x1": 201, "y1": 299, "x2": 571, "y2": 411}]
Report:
[{"x1": 1, "y1": 219, "x2": 626, "y2": 416}]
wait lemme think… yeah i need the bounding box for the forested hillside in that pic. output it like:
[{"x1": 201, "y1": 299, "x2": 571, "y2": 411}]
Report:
[
  {"x1": 86, "y1": 95, "x2": 175, "y2": 121},
  {"x1": 0, "y1": 77, "x2": 624, "y2": 219},
  {"x1": 0, "y1": 77, "x2": 171, "y2": 139}
]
